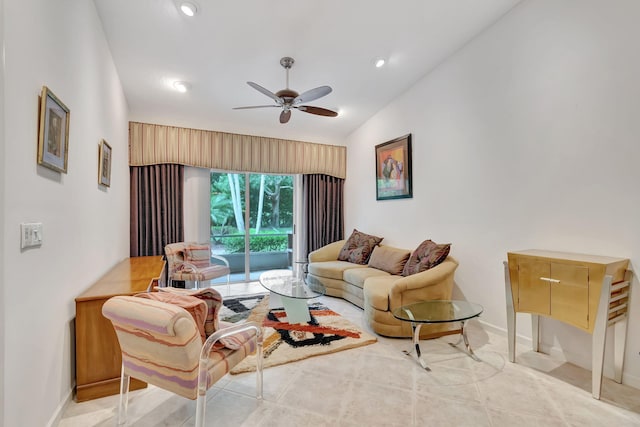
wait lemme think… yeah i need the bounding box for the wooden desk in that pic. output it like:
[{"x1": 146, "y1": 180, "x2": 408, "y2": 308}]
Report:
[{"x1": 75, "y1": 256, "x2": 166, "y2": 402}]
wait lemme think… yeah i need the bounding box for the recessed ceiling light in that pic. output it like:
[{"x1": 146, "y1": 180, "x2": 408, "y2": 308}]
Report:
[
  {"x1": 374, "y1": 58, "x2": 386, "y2": 68},
  {"x1": 173, "y1": 81, "x2": 190, "y2": 93},
  {"x1": 179, "y1": 2, "x2": 198, "y2": 17}
]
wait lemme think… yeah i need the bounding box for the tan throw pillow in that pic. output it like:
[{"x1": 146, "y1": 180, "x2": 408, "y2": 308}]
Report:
[
  {"x1": 368, "y1": 246, "x2": 411, "y2": 275},
  {"x1": 338, "y1": 229, "x2": 383, "y2": 264},
  {"x1": 401, "y1": 240, "x2": 451, "y2": 276}
]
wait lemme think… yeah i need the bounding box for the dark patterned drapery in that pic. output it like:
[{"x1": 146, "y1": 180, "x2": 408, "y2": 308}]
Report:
[
  {"x1": 302, "y1": 174, "x2": 344, "y2": 256},
  {"x1": 130, "y1": 164, "x2": 184, "y2": 256}
]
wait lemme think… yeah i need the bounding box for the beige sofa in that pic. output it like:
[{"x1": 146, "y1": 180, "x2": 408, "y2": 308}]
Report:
[{"x1": 308, "y1": 240, "x2": 459, "y2": 339}]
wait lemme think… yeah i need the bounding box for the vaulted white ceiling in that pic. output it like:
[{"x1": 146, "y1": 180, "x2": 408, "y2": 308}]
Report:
[{"x1": 94, "y1": 0, "x2": 521, "y2": 144}]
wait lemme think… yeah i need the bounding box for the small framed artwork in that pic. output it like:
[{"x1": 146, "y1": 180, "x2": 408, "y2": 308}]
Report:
[
  {"x1": 37, "y1": 86, "x2": 70, "y2": 173},
  {"x1": 98, "y1": 139, "x2": 112, "y2": 187},
  {"x1": 375, "y1": 133, "x2": 413, "y2": 200}
]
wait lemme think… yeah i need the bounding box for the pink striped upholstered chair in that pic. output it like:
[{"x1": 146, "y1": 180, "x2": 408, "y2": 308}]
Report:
[
  {"x1": 164, "y1": 242, "x2": 231, "y2": 293},
  {"x1": 102, "y1": 292, "x2": 263, "y2": 427}
]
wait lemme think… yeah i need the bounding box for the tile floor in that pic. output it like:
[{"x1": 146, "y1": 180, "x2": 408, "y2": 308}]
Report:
[{"x1": 59, "y1": 283, "x2": 640, "y2": 426}]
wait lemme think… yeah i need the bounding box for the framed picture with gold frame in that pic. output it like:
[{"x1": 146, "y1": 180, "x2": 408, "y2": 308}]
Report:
[
  {"x1": 375, "y1": 133, "x2": 412, "y2": 200},
  {"x1": 98, "y1": 139, "x2": 112, "y2": 187},
  {"x1": 37, "y1": 86, "x2": 70, "y2": 173}
]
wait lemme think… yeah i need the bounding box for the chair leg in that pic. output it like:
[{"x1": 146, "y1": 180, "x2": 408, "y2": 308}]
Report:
[
  {"x1": 256, "y1": 336, "x2": 264, "y2": 400},
  {"x1": 195, "y1": 361, "x2": 208, "y2": 427},
  {"x1": 117, "y1": 364, "x2": 130, "y2": 426}
]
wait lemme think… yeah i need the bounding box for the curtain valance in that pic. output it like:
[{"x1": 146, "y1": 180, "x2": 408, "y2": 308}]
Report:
[{"x1": 129, "y1": 122, "x2": 346, "y2": 179}]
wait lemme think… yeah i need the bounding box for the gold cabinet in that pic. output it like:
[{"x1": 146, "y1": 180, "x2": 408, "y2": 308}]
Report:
[{"x1": 505, "y1": 250, "x2": 630, "y2": 399}]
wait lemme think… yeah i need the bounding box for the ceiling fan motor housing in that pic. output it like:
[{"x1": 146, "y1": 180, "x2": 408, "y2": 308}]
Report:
[{"x1": 275, "y1": 88, "x2": 299, "y2": 102}]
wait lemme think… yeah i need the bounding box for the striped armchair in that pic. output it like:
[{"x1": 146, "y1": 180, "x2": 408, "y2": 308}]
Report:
[
  {"x1": 102, "y1": 294, "x2": 263, "y2": 427},
  {"x1": 165, "y1": 242, "x2": 231, "y2": 292}
]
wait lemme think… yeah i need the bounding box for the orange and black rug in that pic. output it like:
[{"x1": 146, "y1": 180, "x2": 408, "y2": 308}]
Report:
[{"x1": 230, "y1": 296, "x2": 377, "y2": 373}]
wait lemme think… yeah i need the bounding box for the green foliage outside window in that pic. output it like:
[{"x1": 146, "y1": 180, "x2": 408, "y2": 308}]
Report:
[{"x1": 219, "y1": 233, "x2": 288, "y2": 253}]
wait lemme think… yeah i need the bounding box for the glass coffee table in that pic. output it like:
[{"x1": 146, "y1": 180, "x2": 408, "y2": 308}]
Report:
[
  {"x1": 259, "y1": 270, "x2": 326, "y2": 324},
  {"x1": 392, "y1": 300, "x2": 484, "y2": 371}
]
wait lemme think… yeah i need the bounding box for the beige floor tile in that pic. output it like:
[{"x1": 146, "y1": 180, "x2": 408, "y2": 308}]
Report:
[
  {"x1": 241, "y1": 401, "x2": 340, "y2": 427},
  {"x1": 224, "y1": 363, "x2": 300, "y2": 402},
  {"x1": 340, "y1": 380, "x2": 414, "y2": 426},
  {"x1": 277, "y1": 371, "x2": 352, "y2": 417},
  {"x1": 182, "y1": 390, "x2": 262, "y2": 427},
  {"x1": 487, "y1": 407, "x2": 567, "y2": 427},
  {"x1": 354, "y1": 351, "x2": 418, "y2": 389},
  {"x1": 476, "y1": 364, "x2": 563, "y2": 419},
  {"x1": 414, "y1": 393, "x2": 492, "y2": 427},
  {"x1": 57, "y1": 292, "x2": 640, "y2": 427}
]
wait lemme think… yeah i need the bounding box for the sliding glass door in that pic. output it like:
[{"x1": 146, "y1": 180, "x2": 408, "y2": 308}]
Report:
[{"x1": 210, "y1": 171, "x2": 294, "y2": 282}]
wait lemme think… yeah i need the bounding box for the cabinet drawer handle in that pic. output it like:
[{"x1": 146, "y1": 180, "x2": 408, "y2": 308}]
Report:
[{"x1": 539, "y1": 277, "x2": 560, "y2": 283}]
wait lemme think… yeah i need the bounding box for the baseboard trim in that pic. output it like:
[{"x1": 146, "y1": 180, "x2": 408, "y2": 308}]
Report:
[{"x1": 45, "y1": 388, "x2": 73, "y2": 427}]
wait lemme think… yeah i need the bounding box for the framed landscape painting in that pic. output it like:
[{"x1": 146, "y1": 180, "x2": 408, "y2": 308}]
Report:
[
  {"x1": 98, "y1": 139, "x2": 112, "y2": 187},
  {"x1": 37, "y1": 86, "x2": 70, "y2": 173},
  {"x1": 375, "y1": 134, "x2": 412, "y2": 200}
]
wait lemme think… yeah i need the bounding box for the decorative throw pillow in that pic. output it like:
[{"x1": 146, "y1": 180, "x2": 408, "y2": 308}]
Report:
[
  {"x1": 401, "y1": 240, "x2": 451, "y2": 277},
  {"x1": 135, "y1": 292, "x2": 208, "y2": 343},
  {"x1": 368, "y1": 246, "x2": 411, "y2": 275},
  {"x1": 184, "y1": 243, "x2": 210, "y2": 269},
  {"x1": 338, "y1": 229, "x2": 383, "y2": 265}
]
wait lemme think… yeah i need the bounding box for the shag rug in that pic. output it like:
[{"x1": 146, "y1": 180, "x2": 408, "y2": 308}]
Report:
[
  {"x1": 230, "y1": 296, "x2": 377, "y2": 374},
  {"x1": 219, "y1": 294, "x2": 267, "y2": 323}
]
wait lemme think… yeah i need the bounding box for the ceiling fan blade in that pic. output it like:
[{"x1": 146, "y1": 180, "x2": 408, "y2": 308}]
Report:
[
  {"x1": 280, "y1": 110, "x2": 291, "y2": 124},
  {"x1": 296, "y1": 105, "x2": 338, "y2": 117},
  {"x1": 233, "y1": 105, "x2": 279, "y2": 110},
  {"x1": 293, "y1": 86, "x2": 332, "y2": 104},
  {"x1": 247, "y1": 82, "x2": 282, "y2": 104}
]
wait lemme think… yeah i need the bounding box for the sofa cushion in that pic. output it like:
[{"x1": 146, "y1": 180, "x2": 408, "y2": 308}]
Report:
[
  {"x1": 308, "y1": 260, "x2": 367, "y2": 280},
  {"x1": 402, "y1": 240, "x2": 451, "y2": 277},
  {"x1": 343, "y1": 267, "x2": 390, "y2": 289},
  {"x1": 363, "y1": 276, "x2": 398, "y2": 311},
  {"x1": 338, "y1": 229, "x2": 383, "y2": 264},
  {"x1": 368, "y1": 246, "x2": 411, "y2": 275}
]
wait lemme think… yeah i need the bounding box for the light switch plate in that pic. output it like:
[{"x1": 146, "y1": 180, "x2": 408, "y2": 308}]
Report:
[{"x1": 20, "y1": 222, "x2": 43, "y2": 248}]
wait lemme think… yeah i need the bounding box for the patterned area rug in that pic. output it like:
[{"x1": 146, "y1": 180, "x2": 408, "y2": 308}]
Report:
[
  {"x1": 230, "y1": 295, "x2": 377, "y2": 374},
  {"x1": 220, "y1": 294, "x2": 267, "y2": 323}
]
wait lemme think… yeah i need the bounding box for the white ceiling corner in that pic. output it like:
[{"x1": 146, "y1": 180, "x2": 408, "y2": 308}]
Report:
[{"x1": 93, "y1": 0, "x2": 522, "y2": 144}]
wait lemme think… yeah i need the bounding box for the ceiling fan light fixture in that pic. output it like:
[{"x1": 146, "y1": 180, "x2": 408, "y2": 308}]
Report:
[
  {"x1": 173, "y1": 81, "x2": 191, "y2": 93},
  {"x1": 179, "y1": 2, "x2": 198, "y2": 17}
]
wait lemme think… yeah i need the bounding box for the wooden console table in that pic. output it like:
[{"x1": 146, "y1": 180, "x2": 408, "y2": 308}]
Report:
[
  {"x1": 504, "y1": 250, "x2": 630, "y2": 399},
  {"x1": 75, "y1": 255, "x2": 166, "y2": 402}
]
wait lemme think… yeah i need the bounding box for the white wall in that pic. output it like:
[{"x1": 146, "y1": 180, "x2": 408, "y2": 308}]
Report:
[
  {"x1": 3, "y1": 0, "x2": 130, "y2": 425},
  {"x1": 0, "y1": 0, "x2": 6, "y2": 425},
  {"x1": 184, "y1": 166, "x2": 211, "y2": 243},
  {"x1": 345, "y1": 0, "x2": 640, "y2": 388}
]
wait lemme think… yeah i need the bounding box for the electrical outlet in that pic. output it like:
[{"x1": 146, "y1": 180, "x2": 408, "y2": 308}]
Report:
[{"x1": 20, "y1": 222, "x2": 43, "y2": 248}]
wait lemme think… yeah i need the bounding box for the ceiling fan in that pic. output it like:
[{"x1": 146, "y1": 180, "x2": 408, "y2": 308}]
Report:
[{"x1": 234, "y1": 57, "x2": 338, "y2": 124}]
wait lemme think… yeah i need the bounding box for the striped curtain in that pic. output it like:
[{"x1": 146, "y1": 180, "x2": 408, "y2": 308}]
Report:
[
  {"x1": 130, "y1": 164, "x2": 184, "y2": 257},
  {"x1": 129, "y1": 122, "x2": 346, "y2": 179},
  {"x1": 302, "y1": 174, "x2": 344, "y2": 256}
]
